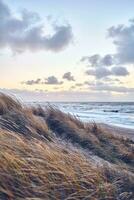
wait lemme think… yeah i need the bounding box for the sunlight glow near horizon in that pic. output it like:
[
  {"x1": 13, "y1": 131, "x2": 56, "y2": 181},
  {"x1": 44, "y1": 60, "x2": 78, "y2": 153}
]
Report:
[{"x1": 0, "y1": 0, "x2": 134, "y2": 101}]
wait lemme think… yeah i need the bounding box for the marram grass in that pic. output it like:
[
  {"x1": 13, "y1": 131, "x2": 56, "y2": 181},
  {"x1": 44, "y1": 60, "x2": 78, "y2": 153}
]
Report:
[{"x1": 0, "y1": 94, "x2": 133, "y2": 199}]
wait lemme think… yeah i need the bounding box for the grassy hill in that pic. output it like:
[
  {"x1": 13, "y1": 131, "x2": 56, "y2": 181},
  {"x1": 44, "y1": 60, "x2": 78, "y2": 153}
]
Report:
[{"x1": 0, "y1": 94, "x2": 134, "y2": 199}]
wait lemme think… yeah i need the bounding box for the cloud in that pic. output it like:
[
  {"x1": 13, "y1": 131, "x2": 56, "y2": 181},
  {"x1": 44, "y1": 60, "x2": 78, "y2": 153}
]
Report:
[
  {"x1": 81, "y1": 54, "x2": 114, "y2": 67},
  {"x1": 111, "y1": 66, "x2": 129, "y2": 76},
  {"x1": 0, "y1": 0, "x2": 10, "y2": 20},
  {"x1": 84, "y1": 81, "x2": 92, "y2": 86},
  {"x1": 22, "y1": 76, "x2": 64, "y2": 85},
  {"x1": 22, "y1": 78, "x2": 41, "y2": 85},
  {"x1": 107, "y1": 20, "x2": 134, "y2": 64},
  {"x1": 62, "y1": 72, "x2": 75, "y2": 81},
  {"x1": 101, "y1": 54, "x2": 113, "y2": 66},
  {"x1": 86, "y1": 67, "x2": 112, "y2": 79},
  {"x1": 70, "y1": 85, "x2": 76, "y2": 90},
  {"x1": 81, "y1": 54, "x2": 101, "y2": 67},
  {"x1": 80, "y1": 18, "x2": 134, "y2": 81},
  {"x1": 83, "y1": 80, "x2": 134, "y2": 93},
  {"x1": 90, "y1": 84, "x2": 134, "y2": 93},
  {"x1": 0, "y1": 88, "x2": 111, "y2": 102},
  {"x1": 75, "y1": 83, "x2": 83, "y2": 87},
  {"x1": 1, "y1": 87, "x2": 134, "y2": 102},
  {"x1": 86, "y1": 65, "x2": 129, "y2": 79},
  {"x1": 81, "y1": 17, "x2": 134, "y2": 67},
  {"x1": 45, "y1": 76, "x2": 63, "y2": 85},
  {"x1": 0, "y1": 0, "x2": 73, "y2": 53}
]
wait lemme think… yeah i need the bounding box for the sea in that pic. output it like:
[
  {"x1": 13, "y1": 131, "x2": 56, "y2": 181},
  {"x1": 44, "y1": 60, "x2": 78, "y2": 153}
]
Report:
[{"x1": 31, "y1": 102, "x2": 134, "y2": 129}]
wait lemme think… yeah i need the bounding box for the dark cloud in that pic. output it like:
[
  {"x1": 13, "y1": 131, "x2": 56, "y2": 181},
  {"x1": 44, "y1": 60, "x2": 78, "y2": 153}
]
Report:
[
  {"x1": 81, "y1": 18, "x2": 134, "y2": 68},
  {"x1": 80, "y1": 19, "x2": 134, "y2": 81},
  {"x1": 102, "y1": 77, "x2": 123, "y2": 84},
  {"x1": 0, "y1": 0, "x2": 73, "y2": 53},
  {"x1": 86, "y1": 65, "x2": 129, "y2": 79},
  {"x1": 111, "y1": 66, "x2": 129, "y2": 76},
  {"x1": 22, "y1": 75, "x2": 64, "y2": 85},
  {"x1": 22, "y1": 78, "x2": 41, "y2": 85},
  {"x1": 45, "y1": 76, "x2": 63, "y2": 85},
  {"x1": 63, "y1": 72, "x2": 75, "y2": 81},
  {"x1": 70, "y1": 85, "x2": 76, "y2": 89},
  {"x1": 107, "y1": 20, "x2": 134, "y2": 64},
  {"x1": 81, "y1": 54, "x2": 114, "y2": 67},
  {"x1": 82, "y1": 52, "x2": 129, "y2": 78},
  {"x1": 75, "y1": 83, "x2": 83, "y2": 87},
  {"x1": 101, "y1": 54, "x2": 113, "y2": 66},
  {"x1": 86, "y1": 67, "x2": 112, "y2": 79},
  {"x1": 81, "y1": 54, "x2": 101, "y2": 67},
  {"x1": 84, "y1": 81, "x2": 92, "y2": 86}
]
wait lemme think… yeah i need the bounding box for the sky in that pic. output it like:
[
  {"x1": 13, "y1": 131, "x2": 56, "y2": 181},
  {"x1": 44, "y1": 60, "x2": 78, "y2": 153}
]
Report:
[{"x1": 0, "y1": 0, "x2": 134, "y2": 101}]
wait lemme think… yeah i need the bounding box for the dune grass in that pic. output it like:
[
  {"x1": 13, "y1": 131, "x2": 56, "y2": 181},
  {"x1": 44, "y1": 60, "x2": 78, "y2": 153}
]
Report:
[
  {"x1": 0, "y1": 94, "x2": 134, "y2": 199},
  {"x1": 45, "y1": 106, "x2": 134, "y2": 167}
]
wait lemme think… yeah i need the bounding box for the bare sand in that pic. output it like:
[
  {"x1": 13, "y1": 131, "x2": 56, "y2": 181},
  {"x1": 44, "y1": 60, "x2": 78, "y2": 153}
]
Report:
[{"x1": 99, "y1": 123, "x2": 134, "y2": 141}]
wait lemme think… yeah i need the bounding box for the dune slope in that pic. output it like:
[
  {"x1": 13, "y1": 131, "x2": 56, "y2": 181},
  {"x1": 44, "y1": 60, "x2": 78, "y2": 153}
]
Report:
[{"x1": 0, "y1": 94, "x2": 134, "y2": 200}]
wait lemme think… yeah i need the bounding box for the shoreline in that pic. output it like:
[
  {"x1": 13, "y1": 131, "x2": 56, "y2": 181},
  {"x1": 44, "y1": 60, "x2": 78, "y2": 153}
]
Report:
[{"x1": 99, "y1": 123, "x2": 134, "y2": 141}]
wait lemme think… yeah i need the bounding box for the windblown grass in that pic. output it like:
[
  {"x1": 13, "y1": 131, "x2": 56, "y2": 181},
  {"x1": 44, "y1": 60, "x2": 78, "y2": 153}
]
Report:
[
  {"x1": 0, "y1": 94, "x2": 134, "y2": 199},
  {"x1": 0, "y1": 93, "x2": 22, "y2": 114},
  {"x1": 45, "y1": 107, "x2": 134, "y2": 166},
  {"x1": 0, "y1": 94, "x2": 52, "y2": 141}
]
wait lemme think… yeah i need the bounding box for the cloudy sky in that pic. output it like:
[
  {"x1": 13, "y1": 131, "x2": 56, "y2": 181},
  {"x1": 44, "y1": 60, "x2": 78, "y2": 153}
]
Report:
[{"x1": 0, "y1": 0, "x2": 134, "y2": 101}]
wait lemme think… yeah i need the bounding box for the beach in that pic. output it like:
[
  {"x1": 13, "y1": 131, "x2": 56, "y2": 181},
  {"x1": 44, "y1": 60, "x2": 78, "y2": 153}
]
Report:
[
  {"x1": 0, "y1": 94, "x2": 134, "y2": 199},
  {"x1": 99, "y1": 123, "x2": 134, "y2": 141}
]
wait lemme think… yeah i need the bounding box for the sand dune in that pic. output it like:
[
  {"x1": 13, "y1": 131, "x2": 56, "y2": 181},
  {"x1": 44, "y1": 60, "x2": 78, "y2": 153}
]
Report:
[
  {"x1": 0, "y1": 94, "x2": 134, "y2": 199},
  {"x1": 99, "y1": 123, "x2": 134, "y2": 141}
]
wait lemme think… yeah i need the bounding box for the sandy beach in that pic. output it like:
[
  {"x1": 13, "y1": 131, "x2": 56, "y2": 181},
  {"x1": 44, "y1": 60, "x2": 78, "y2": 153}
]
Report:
[{"x1": 99, "y1": 123, "x2": 134, "y2": 141}]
